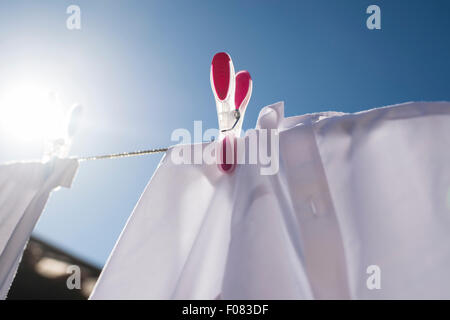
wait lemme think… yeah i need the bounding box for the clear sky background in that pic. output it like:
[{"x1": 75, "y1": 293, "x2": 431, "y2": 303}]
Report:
[{"x1": 0, "y1": 0, "x2": 449, "y2": 267}]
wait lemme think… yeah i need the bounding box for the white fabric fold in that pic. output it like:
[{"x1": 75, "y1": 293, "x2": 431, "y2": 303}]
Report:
[
  {"x1": 91, "y1": 154, "x2": 237, "y2": 299},
  {"x1": 0, "y1": 158, "x2": 79, "y2": 299},
  {"x1": 314, "y1": 101, "x2": 450, "y2": 299}
]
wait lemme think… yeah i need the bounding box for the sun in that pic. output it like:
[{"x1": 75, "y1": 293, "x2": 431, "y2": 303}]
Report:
[{"x1": 0, "y1": 83, "x2": 67, "y2": 143}]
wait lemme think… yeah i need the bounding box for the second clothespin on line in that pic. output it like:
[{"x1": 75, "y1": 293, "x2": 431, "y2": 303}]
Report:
[
  {"x1": 210, "y1": 52, "x2": 253, "y2": 174},
  {"x1": 43, "y1": 103, "x2": 83, "y2": 162}
]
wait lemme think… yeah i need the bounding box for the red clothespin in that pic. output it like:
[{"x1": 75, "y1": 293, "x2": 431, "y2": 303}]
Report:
[{"x1": 210, "y1": 52, "x2": 252, "y2": 173}]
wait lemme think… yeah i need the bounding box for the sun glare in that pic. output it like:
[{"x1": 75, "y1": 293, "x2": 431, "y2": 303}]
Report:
[{"x1": 0, "y1": 83, "x2": 67, "y2": 143}]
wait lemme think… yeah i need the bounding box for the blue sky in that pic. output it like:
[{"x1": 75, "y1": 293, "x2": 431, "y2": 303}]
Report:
[{"x1": 0, "y1": 0, "x2": 449, "y2": 267}]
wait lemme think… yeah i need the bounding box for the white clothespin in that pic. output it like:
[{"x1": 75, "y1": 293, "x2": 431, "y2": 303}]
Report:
[
  {"x1": 210, "y1": 52, "x2": 252, "y2": 173},
  {"x1": 43, "y1": 103, "x2": 83, "y2": 161}
]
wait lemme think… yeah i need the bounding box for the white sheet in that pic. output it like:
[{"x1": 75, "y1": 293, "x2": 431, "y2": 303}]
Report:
[{"x1": 91, "y1": 101, "x2": 450, "y2": 299}]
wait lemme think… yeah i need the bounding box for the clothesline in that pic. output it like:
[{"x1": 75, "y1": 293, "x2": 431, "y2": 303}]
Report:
[{"x1": 74, "y1": 147, "x2": 169, "y2": 162}]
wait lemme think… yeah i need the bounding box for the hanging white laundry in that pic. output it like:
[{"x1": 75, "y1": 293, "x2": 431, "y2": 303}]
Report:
[
  {"x1": 0, "y1": 158, "x2": 79, "y2": 299},
  {"x1": 91, "y1": 101, "x2": 450, "y2": 300},
  {"x1": 90, "y1": 151, "x2": 240, "y2": 299}
]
